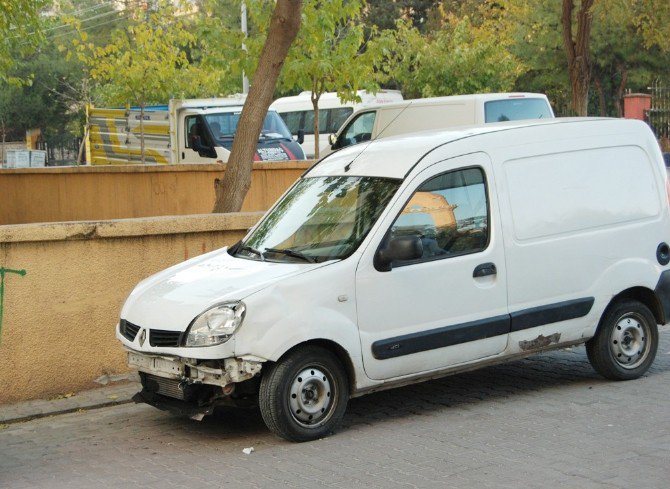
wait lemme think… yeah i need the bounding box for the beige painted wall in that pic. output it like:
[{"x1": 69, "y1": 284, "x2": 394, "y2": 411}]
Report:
[
  {"x1": 0, "y1": 213, "x2": 262, "y2": 404},
  {"x1": 0, "y1": 161, "x2": 311, "y2": 225}
]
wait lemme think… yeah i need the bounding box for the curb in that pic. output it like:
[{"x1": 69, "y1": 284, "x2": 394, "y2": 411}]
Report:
[{"x1": 0, "y1": 382, "x2": 139, "y2": 425}]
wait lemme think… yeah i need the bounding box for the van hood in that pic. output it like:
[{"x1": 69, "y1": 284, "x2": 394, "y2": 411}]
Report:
[{"x1": 121, "y1": 248, "x2": 324, "y2": 331}]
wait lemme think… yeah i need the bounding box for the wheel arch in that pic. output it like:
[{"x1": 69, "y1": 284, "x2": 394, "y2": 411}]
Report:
[
  {"x1": 604, "y1": 287, "x2": 664, "y2": 326},
  {"x1": 268, "y1": 338, "x2": 357, "y2": 395}
]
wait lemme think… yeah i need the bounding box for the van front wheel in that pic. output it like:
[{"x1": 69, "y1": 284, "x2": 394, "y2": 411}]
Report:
[
  {"x1": 259, "y1": 346, "x2": 349, "y2": 442},
  {"x1": 586, "y1": 300, "x2": 659, "y2": 380}
]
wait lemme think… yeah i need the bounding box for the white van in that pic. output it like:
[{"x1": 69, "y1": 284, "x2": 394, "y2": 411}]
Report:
[
  {"x1": 117, "y1": 118, "x2": 669, "y2": 442},
  {"x1": 270, "y1": 90, "x2": 403, "y2": 158},
  {"x1": 325, "y1": 92, "x2": 554, "y2": 156}
]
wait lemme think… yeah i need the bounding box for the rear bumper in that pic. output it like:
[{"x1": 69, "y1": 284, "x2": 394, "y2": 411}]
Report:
[{"x1": 654, "y1": 270, "x2": 670, "y2": 324}]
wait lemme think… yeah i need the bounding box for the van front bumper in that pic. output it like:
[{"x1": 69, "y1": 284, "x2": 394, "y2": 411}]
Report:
[
  {"x1": 127, "y1": 349, "x2": 262, "y2": 386},
  {"x1": 127, "y1": 349, "x2": 263, "y2": 419}
]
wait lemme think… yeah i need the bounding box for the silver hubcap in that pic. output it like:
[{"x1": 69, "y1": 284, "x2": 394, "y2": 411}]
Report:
[
  {"x1": 289, "y1": 367, "x2": 333, "y2": 427},
  {"x1": 610, "y1": 313, "x2": 650, "y2": 369}
]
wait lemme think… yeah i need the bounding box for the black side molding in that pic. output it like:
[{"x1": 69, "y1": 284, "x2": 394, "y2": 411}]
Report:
[
  {"x1": 510, "y1": 297, "x2": 595, "y2": 332},
  {"x1": 372, "y1": 315, "x2": 510, "y2": 360},
  {"x1": 371, "y1": 297, "x2": 595, "y2": 360}
]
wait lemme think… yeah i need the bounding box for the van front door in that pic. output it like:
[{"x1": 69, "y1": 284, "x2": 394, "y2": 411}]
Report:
[{"x1": 356, "y1": 153, "x2": 509, "y2": 380}]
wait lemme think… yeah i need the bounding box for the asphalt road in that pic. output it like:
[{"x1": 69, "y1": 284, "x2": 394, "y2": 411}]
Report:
[{"x1": 2, "y1": 330, "x2": 670, "y2": 489}]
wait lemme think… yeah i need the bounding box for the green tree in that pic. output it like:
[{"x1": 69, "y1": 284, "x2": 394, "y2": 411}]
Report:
[
  {"x1": 0, "y1": 0, "x2": 44, "y2": 83},
  {"x1": 74, "y1": 0, "x2": 220, "y2": 163},
  {"x1": 635, "y1": 0, "x2": 670, "y2": 53},
  {"x1": 385, "y1": 11, "x2": 525, "y2": 99},
  {"x1": 591, "y1": 0, "x2": 669, "y2": 117},
  {"x1": 212, "y1": 0, "x2": 302, "y2": 213},
  {"x1": 561, "y1": 0, "x2": 596, "y2": 116},
  {"x1": 364, "y1": 0, "x2": 439, "y2": 32},
  {"x1": 279, "y1": 0, "x2": 383, "y2": 159}
]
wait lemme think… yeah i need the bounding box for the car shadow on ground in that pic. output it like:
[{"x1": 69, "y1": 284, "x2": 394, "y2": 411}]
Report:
[{"x1": 154, "y1": 341, "x2": 669, "y2": 442}]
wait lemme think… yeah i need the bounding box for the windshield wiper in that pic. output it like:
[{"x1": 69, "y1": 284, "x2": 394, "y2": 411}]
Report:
[
  {"x1": 264, "y1": 247, "x2": 316, "y2": 263},
  {"x1": 237, "y1": 245, "x2": 265, "y2": 261}
]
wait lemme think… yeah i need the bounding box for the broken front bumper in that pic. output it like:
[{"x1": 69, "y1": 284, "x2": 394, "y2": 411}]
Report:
[
  {"x1": 126, "y1": 349, "x2": 263, "y2": 419},
  {"x1": 126, "y1": 349, "x2": 262, "y2": 388}
]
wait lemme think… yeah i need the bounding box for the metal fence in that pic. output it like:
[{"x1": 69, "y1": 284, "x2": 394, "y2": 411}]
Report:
[
  {"x1": 36, "y1": 137, "x2": 83, "y2": 166},
  {"x1": 648, "y1": 80, "x2": 670, "y2": 142}
]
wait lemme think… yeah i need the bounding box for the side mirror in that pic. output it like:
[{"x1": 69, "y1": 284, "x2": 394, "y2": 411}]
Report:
[
  {"x1": 295, "y1": 129, "x2": 305, "y2": 145},
  {"x1": 328, "y1": 133, "x2": 338, "y2": 148},
  {"x1": 375, "y1": 236, "x2": 423, "y2": 272}
]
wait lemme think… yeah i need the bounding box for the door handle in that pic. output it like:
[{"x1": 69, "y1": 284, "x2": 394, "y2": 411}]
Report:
[{"x1": 473, "y1": 262, "x2": 497, "y2": 278}]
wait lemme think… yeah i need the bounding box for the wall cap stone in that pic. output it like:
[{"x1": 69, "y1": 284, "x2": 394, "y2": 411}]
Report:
[
  {"x1": 0, "y1": 161, "x2": 313, "y2": 175},
  {"x1": 0, "y1": 212, "x2": 264, "y2": 244}
]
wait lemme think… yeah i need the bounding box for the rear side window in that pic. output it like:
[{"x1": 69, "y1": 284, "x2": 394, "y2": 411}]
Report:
[
  {"x1": 390, "y1": 167, "x2": 489, "y2": 265},
  {"x1": 484, "y1": 98, "x2": 552, "y2": 122},
  {"x1": 504, "y1": 146, "x2": 660, "y2": 240}
]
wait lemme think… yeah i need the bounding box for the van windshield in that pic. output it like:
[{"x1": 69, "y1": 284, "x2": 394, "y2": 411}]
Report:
[
  {"x1": 204, "y1": 110, "x2": 293, "y2": 141},
  {"x1": 236, "y1": 176, "x2": 400, "y2": 263}
]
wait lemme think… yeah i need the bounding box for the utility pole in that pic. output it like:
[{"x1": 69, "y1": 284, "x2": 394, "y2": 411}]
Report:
[{"x1": 241, "y1": 2, "x2": 249, "y2": 94}]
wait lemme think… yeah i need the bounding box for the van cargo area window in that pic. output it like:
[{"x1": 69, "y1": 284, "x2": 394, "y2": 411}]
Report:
[
  {"x1": 390, "y1": 167, "x2": 489, "y2": 265},
  {"x1": 484, "y1": 98, "x2": 553, "y2": 122}
]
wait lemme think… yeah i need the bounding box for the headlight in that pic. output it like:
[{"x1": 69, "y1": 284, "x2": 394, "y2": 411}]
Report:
[{"x1": 185, "y1": 302, "x2": 246, "y2": 347}]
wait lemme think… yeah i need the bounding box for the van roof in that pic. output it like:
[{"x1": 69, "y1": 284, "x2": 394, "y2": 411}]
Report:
[
  {"x1": 270, "y1": 90, "x2": 403, "y2": 111},
  {"x1": 307, "y1": 118, "x2": 651, "y2": 180},
  {"x1": 353, "y1": 92, "x2": 550, "y2": 112}
]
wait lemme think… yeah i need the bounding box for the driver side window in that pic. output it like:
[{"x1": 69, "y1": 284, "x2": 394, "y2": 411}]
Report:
[
  {"x1": 390, "y1": 167, "x2": 489, "y2": 265},
  {"x1": 339, "y1": 111, "x2": 376, "y2": 148}
]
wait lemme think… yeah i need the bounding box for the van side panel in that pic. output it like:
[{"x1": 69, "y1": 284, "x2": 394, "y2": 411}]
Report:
[
  {"x1": 504, "y1": 146, "x2": 660, "y2": 240},
  {"x1": 496, "y1": 139, "x2": 665, "y2": 353},
  {"x1": 376, "y1": 103, "x2": 476, "y2": 139}
]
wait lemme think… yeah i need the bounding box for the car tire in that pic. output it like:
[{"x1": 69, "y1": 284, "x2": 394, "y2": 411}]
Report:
[
  {"x1": 259, "y1": 345, "x2": 349, "y2": 442},
  {"x1": 586, "y1": 300, "x2": 659, "y2": 380}
]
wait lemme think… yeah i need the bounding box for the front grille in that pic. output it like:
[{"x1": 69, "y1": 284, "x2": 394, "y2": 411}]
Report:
[
  {"x1": 143, "y1": 373, "x2": 187, "y2": 400},
  {"x1": 120, "y1": 319, "x2": 140, "y2": 342},
  {"x1": 149, "y1": 329, "x2": 182, "y2": 347}
]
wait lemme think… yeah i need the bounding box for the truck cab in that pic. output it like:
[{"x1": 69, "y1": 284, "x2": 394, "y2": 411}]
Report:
[{"x1": 171, "y1": 99, "x2": 306, "y2": 163}]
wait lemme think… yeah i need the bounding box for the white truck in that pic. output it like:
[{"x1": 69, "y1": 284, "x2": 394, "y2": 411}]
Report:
[{"x1": 86, "y1": 97, "x2": 306, "y2": 165}]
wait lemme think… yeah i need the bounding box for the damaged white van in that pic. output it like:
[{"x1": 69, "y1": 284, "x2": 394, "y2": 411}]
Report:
[{"x1": 118, "y1": 118, "x2": 670, "y2": 442}]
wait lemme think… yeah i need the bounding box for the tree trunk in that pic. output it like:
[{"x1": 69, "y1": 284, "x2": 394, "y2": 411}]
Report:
[
  {"x1": 1, "y1": 118, "x2": 5, "y2": 168},
  {"x1": 614, "y1": 65, "x2": 628, "y2": 118},
  {"x1": 212, "y1": 0, "x2": 302, "y2": 213},
  {"x1": 77, "y1": 124, "x2": 89, "y2": 165},
  {"x1": 139, "y1": 102, "x2": 146, "y2": 165},
  {"x1": 594, "y1": 77, "x2": 606, "y2": 116},
  {"x1": 561, "y1": 0, "x2": 595, "y2": 116},
  {"x1": 311, "y1": 89, "x2": 322, "y2": 160}
]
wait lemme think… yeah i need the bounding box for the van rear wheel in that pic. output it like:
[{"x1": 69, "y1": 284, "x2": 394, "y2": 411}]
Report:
[
  {"x1": 259, "y1": 346, "x2": 349, "y2": 442},
  {"x1": 586, "y1": 300, "x2": 659, "y2": 380}
]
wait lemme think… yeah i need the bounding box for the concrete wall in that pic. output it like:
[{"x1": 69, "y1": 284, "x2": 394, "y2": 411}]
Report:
[
  {"x1": 0, "y1": 161, "x2": 311, "y2": 225},
  {"x1": 0, "y1": 213, "x2": 263, "y2": 404}
]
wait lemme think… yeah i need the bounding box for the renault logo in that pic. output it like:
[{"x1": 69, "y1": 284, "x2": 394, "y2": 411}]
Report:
[{"x1": 138, "y1": 329, "x2": 146, "y2": 347}]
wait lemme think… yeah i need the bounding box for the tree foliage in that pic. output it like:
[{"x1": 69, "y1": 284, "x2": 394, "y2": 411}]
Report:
[
  {"x1": 384, "y1": 8, "x2": 524, "y2": 99},
  {"x1": 72, "y1": 1, "x2": 220, "y2": 107},
  {"x1": 279, "y1": 0, "x2": 384, "y2": 158},
  {"x1": 0, "y1": 0, "x2": 45, "y2": 83}
]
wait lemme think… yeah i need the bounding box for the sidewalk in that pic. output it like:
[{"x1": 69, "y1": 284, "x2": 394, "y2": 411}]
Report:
[{"x1": 0, "y1": 381, "x2": 139, "y2": 424}]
